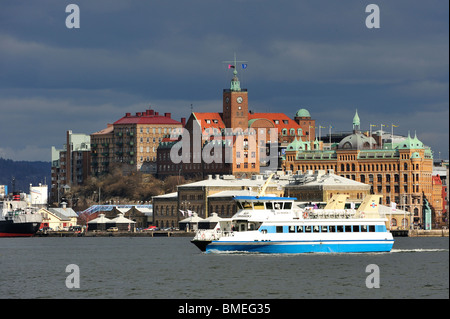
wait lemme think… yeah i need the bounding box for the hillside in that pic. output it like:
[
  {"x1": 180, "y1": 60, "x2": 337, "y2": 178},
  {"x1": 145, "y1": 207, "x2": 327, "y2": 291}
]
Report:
[{"x1": 0, "y1": 157, "x2": 50, "y2": 193}]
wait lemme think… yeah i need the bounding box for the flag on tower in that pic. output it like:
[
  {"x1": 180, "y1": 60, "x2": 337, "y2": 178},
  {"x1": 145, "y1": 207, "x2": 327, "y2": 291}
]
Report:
[
  {"x1": 228, "y1": 64, "x2": 235, "y2": 69},
  {"x1": 242, "y1": 63, "x2": 248, "y2": 69}
]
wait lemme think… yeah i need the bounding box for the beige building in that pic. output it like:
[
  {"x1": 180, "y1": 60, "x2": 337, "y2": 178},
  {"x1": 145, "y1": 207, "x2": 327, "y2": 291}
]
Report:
[
  {"x1": 91, "y1": 108, "x2": 184, "y2": 175},
  {"x1": 39, "y1": 205, "x2": 78, "y2": 230}
]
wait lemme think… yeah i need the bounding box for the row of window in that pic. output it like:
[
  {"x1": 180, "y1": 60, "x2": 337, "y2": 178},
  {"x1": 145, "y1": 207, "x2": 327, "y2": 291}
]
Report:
[{"x1": 273, "y1": 224, "x2": 378, "y2": 233}]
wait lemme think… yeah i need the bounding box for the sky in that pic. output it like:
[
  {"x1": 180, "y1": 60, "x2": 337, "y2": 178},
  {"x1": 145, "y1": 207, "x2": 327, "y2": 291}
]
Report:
[{"x1": 0, "y1": 0, "x2": 448, "y2": 162}]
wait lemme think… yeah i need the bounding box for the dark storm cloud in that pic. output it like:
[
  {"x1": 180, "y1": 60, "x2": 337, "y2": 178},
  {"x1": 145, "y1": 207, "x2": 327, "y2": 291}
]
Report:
[{"x1": 0, "y1": 0, "x2": 448, "y2": 161}]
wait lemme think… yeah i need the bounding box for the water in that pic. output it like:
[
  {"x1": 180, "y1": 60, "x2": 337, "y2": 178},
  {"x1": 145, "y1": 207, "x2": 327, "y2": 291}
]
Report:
[{"x1": 0, "y1": 236, "x2": 448, "y2": 299}]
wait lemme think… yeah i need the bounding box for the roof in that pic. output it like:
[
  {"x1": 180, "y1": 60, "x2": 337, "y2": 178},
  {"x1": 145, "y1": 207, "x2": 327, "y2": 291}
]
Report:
[
  {"x1": 192, "y1": 112, "x2": 226, "y2": 132},
  {"x1": 394, "y1": 132, "x2": 424, "y2": 150},
  {"x1": 88, "y1": 214, "x2": 111, "y2": 224},
  {"x1": 48, "y1": 207, "x2": 78, "y2": 218},
  {"x1": 249, "y1": 113, "x2": 303, "y2": 131},
  {"x1": 295, "y1": 108, "x2": 311, "y2": 118},
  {"x1": 111, "y1": 213, "x2": 135, "y2": 224},
  {"x1": 338, "y1": 132, "x2": 377, "y2": 150},
  {"x1": 177, "y1": 174, "x2": 290, "y2": 189},
  {"x1": 91, "y1": 125, "x2": 114, "y2": 135},
  {"x1": 285, "y1": 171, "x2": 370, "y2": 190},
  {"x1": 114, "y1": 111, "x2": 182, "y2": 126}
]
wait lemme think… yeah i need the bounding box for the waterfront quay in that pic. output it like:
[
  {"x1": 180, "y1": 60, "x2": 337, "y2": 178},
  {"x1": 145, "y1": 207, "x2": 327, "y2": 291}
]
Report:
[
  {"x1": 35, "y1": 229, "x2": 448, "y2": 238},
  {"x1": 35, "y1": 230, "x2": 193, "y2": 238}
]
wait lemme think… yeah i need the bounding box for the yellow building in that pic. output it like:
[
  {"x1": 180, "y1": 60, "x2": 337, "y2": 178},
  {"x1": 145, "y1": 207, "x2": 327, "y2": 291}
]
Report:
[{"x1": 39, "y1": 206, "x2": 78, "y2": 230}]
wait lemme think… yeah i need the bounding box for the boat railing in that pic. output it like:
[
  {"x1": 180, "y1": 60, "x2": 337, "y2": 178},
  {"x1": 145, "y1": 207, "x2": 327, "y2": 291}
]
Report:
[
  {"x1": 305, "y1": 209, "x2": 386, "y2": 219},
  {"x1": 306, "y1": 209, "x2": 358, "y2": 219}
]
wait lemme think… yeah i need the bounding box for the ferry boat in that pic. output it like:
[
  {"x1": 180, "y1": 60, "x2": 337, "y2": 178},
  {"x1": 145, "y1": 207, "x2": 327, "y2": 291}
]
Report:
[
  {"x1": 0, "y1": 195, "x2": 43, "y2": 237},
  {"x1": 191, "y1": 178, "x2": 394, "y2": 254}
]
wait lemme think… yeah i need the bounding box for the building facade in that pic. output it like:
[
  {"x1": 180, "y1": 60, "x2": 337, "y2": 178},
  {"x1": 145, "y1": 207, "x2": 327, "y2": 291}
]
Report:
[
  {"x1": 91, "y1": 108, "x2": 184, "y2": 175},
  {"x1": 283, "y1": 111, "x2": 434, "y2": 228},
  {"x1": 51, "y1": 130, "x2": 91, "y2": 205},
  {"x1": 157, "y1": 66, "x2": 317, "y2": 179}
]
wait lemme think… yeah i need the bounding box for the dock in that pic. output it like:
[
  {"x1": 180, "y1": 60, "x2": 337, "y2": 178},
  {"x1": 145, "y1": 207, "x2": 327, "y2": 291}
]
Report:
[
  {"x1": 35, "y1": 230, "x2": 194, "y2": 238},
  {"x1": 392, "y1": 229, "x2": 449, "y2": 237}
]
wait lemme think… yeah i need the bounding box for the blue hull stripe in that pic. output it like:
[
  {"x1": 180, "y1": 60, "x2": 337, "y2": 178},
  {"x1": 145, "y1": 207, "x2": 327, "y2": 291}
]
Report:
[{"x1": 206, "y1": 240, "x2": 394, "y2": 253}]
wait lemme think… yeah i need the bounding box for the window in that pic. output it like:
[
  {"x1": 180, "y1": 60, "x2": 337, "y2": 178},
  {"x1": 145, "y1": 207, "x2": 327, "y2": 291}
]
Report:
[
  {"x1": 361, "y1": 225, "x2": 368, "y2": 232},
  {"x1": 345, "y1": 225, "x2": 352, "y2": 232},
  {"x1": 313, "y1": 225, "x2": 320, "y2": 233},
  {"x1": 253, "y1": 202, "x2": 264, "y2": 210},
  {"x1": 329, "y1": 225, "x2": 336, "y2": 232},
  {"x1": 297, "y1": 226, "x2": 304, "y2": 233},
  {"x1": 352, "y1": 225, "x2": 359, "y2": 232},
  {"x1": 321, "y1": 226, "x2": 328, "y2": 232},
  {"x1": 276, "y1": 226, "x2": 284, "y2": 233},
  {"x1": 304, "y1": 226, "x2": 312, "y2": 233},
  {"x1": 289, "y1": 226, "x2": 296, "y2": 233},
  {"x1": 337, "y1": 226, "x2": 344, "y2": 232},
  {"x1": 369, "y1": 225, "x2": 375, "y2": 232}
]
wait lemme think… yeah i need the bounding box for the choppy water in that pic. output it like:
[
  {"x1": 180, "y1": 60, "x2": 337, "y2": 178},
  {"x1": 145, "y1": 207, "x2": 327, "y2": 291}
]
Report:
[{"x1": 0, "y1": 236, "x2": 448, "y2": 299}]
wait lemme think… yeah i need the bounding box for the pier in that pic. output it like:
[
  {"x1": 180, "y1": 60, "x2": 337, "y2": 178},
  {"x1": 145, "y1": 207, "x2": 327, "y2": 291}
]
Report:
[
  {"x1": 391, "y1": 229, "x2": 449, "y2": 237},
  {"x1": 35, "y1": 230, "x2": 194, "y2": 238}
]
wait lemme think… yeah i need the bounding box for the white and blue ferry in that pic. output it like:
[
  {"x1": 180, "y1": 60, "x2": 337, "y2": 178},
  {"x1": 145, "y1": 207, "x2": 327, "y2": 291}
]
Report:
[{"x1": 191, "y1": 190, "x2": 394, "y2": 254}]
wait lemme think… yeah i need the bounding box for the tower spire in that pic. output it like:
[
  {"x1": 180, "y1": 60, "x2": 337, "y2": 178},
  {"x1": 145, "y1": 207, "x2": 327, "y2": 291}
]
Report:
[
  {"x1": 353, "y1": 109, "x2": 361, "y2": 132},
  {"x1": 222, "y1": 53, "x2": 247, "y2": 92}
]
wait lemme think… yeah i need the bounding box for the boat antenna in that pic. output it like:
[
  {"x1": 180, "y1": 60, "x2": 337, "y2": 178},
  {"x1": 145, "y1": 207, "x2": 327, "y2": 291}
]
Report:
[{"x1": 257, "y1": 173, "x2": 274, "y2": 197}]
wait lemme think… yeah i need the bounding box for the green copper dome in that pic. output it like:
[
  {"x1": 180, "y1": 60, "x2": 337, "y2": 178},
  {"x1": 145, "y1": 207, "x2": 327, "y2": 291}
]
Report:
[{"x1": 296, "y1": 108, "x2": 311, "y2": 118}]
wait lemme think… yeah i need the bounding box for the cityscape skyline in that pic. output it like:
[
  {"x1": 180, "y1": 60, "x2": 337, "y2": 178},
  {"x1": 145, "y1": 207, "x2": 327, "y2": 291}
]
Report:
[{"x1": 0, "y1": 0, "x2": 448, "y2": 162}]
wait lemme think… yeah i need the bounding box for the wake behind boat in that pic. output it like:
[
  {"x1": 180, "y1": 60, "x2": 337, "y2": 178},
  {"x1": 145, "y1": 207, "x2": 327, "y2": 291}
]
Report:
[{"x1": 191, "y1": 176, "x2": 394, "y2": 254}]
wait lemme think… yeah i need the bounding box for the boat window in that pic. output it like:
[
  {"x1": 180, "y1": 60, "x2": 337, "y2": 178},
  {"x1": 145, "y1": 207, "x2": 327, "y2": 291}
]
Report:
[
  {"x1": 329, "y1": 225, "x2": 336, "y2": 232},
  {"x1": 243, "y1": 202, "x2": 252, "y2": 209},
  {"x1": 289, "y1": 225, "x2": 296, "y2": 233},
  {"x1": 253, "y1": 202, "x2": 265, "y2": 210},
  {"x1": 369, "y1": 225, "x2": 375, "y2": 232},
  {"x1": 313, "y1": 225, "x2": 320, "y2": 233},
  {"x1": 352, "y1": 225, "x2": 360, "y2": 232},
  {"x1": 321, "y1": 226, "x2": 328, "y2": 232},
  {"x1": 240, "y1": 224, "x2": 246, "y2": 232},
  {"x1": 236, "y1": 202, "x2": 243, "y2": 210},
  {"x1": 276, "y1": 226, "x2": 284, "y2": 233},
  {"x1": 266, "y1": 202, "x2": 273, "y2": 210},
  {"x1": 336, "y1": 226, "x2": 344, "y2": 232},
  {"x1": 345, "y1": 225, "x2": 352, "y2": 232},
  {"x1": 297, "y1": 226, "x2": 303, "y2": 233},
  {"x1": 361, "y1": 225, "x2": 368, "y2": 232},
  {"x1": 304, "y1": 225, "x2": 312, "y2": 233},
  {"x1": 274, "y1": 202, "x2": 283, "y2": 210},
  {"x1": 284, "y1": 202, "x2": 292, "y2": 210}
]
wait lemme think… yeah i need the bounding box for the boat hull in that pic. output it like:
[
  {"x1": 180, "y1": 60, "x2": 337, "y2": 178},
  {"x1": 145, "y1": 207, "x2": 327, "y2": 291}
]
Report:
[
  {"x1": 205, "y1": 240, "x2": 394, "y2": 254},
  {"x1": 0, "y1": 220, "x2": 41, "y2": 237}
]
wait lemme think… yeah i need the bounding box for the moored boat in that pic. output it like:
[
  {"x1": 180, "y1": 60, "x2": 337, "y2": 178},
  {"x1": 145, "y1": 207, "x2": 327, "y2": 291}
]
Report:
[{"x1": 0, "y1": 197, "x2": 42, "y2": 237}]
